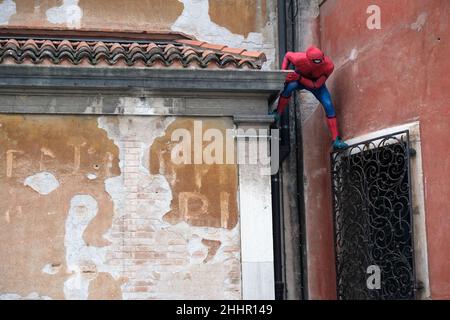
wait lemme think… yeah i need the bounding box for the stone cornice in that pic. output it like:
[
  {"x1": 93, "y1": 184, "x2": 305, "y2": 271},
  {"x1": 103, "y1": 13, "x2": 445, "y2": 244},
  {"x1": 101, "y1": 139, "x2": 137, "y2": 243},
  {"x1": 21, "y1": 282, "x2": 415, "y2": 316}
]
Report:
[
  {"x1": 0, "y1": 65, "x2": 285, "y2": 118},
  {"x1": 0, "y1": 65, "x2": 285, "y2": 94}
]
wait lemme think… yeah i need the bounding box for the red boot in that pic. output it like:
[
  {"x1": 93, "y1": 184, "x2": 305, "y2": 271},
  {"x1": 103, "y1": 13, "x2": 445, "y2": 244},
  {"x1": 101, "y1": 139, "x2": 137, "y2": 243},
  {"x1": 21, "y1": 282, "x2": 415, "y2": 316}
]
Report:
[
  {"x1": 276, "y1": 95, "x2": 291, "y2": 116},
  {"x1": 326, "y1": 116, "x2": 339, "y2": 141},
  {"x1": 327, "y1": 116, "x2": 348, "y2": 150}
]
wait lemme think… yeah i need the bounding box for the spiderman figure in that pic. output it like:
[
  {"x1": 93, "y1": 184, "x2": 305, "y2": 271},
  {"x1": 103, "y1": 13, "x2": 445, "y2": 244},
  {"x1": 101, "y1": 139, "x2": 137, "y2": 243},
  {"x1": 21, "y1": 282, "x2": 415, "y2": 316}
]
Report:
[{"x1": 273, "y1": 46, "x2": 348, "y2": 150}]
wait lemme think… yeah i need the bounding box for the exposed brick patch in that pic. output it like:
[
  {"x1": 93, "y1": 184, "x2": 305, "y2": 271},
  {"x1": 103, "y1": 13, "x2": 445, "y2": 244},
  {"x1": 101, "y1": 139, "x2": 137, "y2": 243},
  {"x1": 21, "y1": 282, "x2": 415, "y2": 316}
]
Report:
[{"x1": 99, "y1": 117, "x2": 241, "y2": 299}]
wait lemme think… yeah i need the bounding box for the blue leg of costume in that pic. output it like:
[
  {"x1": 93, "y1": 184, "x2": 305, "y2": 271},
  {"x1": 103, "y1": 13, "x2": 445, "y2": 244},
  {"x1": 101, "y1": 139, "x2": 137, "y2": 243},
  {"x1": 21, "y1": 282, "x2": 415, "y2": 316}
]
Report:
[
  {"x1": 310, "y1": 85, "x2": 347, "y2": 149},
  {"x1": 309, "y1": 84, "x2": 336, "y2": 118},
  {"x1": 279, "y1": 82, "x2": 337, "y2": 118},
  {"x1": 271, "y1": 81, "x2": 303, "y2": 119},
  {"x1": 281, "y1": 80, "x2": 302, "y2": 97}
]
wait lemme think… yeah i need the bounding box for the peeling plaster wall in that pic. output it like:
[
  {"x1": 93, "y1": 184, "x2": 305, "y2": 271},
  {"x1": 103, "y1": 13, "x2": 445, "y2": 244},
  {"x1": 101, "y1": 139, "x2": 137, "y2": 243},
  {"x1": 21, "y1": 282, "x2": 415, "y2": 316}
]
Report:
[
  {"x1": 209, "y1": 0, "x2": 268, "y2": 37},
  {"x1": 46, "y1": 0, "x2": 83, "y2": 29},
  {"x1": 0, "y1": 0, "x2": 274, "y2": 299},
  {"x1": 2, "y1": 0, "x2": 278, "y2": 69},
  {"x1": 149, "y1": 118, "x2": 239, "y2": 229},
  {"x1": 0, "y1": 0, "x2": 16, "y2": 25},
  {"x1": 98, "y1": 116, "x2": 240, "y2": 299},
  {"x1": 4, "y1": 0, "x2": 183, "y2": 30},
  {"x1": 0, "y1": 115, "x2": 119, "y2": 299},
  {"x1": 0, "y1": 114, "x2": 241, "y2": 299},
  {"x1": 172, "y1": 0, "x2": 278, "y2": 69}
]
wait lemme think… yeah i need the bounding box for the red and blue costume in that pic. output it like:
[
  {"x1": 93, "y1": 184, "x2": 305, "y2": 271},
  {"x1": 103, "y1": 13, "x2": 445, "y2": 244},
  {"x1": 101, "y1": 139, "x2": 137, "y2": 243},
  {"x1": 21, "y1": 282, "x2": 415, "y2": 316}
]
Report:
[{"x1": 275, "y1": 46, "x2": 348, "y2": 150}]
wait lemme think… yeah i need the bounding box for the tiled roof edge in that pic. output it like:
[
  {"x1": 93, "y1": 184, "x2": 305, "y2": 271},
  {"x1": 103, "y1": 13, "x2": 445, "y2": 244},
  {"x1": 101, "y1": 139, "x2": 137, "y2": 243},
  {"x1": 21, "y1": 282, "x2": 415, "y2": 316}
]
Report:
[
  {"x1": 175, "y1": 39, "x2": 267, "y2": 63},
  {"x1": 0, "y1": 37, "x2": 263, "y2": 69}
]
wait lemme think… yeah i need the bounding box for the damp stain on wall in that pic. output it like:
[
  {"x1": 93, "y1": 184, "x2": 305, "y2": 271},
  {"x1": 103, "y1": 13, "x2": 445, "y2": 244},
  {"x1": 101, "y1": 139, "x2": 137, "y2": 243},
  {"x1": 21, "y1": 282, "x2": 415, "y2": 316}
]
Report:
[
  {"x1": 0, "y1": 113, "x2": 241, "y2": 299},
  {"x1": 208, "y1": 0, "x2": 268, "y2": 37},
  {"x1": 149, "y1": 117, "x2": 238, "y2": 230},
  {"x1": 5, "y1": 0, "x2": 183, "y2": 30},
  {"x1": 0, "y1": 114, "x2": 120, "y2": 299}
]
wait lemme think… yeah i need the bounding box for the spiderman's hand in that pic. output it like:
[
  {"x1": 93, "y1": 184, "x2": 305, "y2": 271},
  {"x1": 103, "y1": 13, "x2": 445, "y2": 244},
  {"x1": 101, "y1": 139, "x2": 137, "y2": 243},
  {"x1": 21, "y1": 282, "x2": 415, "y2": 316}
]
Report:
[{"x1": 285, "y1": 71, "x2": 300, "y2": 82}]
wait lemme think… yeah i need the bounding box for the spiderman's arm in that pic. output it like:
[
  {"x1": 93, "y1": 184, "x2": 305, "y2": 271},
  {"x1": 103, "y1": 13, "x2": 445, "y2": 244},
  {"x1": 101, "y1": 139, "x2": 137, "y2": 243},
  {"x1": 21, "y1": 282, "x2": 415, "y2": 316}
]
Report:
[
  {"x1": 311, "y1": 61, "x2": 334, "y2": 88},
  {"x1": 299, "y1": 75, "x2": 327, "y2": 89},
  {"x1": 312, "y1": 75, "x2": 328, "y2": 88},
  {"x1": 298, "y1": 76, "x2": 315, "y2": 89},
  {"x1": 281, "y1": 52, "x2": 296, "y2": 70}
]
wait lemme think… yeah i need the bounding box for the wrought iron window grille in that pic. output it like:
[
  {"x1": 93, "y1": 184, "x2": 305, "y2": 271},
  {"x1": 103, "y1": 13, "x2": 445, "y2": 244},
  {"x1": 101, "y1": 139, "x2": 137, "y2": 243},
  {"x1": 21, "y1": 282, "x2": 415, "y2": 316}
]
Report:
[{"x1": 331, "y1": 130, "x2": 416, "y2": 300}]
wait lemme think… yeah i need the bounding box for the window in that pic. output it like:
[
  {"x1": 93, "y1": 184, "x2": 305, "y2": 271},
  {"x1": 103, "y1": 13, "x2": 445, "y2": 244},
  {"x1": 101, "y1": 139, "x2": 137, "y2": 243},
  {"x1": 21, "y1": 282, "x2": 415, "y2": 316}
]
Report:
[{"x1": 331, "y1": 130, "x2": 417, "y2": 299}]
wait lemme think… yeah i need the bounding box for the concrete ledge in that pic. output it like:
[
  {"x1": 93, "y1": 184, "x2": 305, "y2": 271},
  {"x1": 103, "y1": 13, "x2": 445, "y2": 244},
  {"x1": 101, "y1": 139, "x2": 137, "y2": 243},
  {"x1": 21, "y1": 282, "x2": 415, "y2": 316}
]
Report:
[
  {"x1": 0, "y1": 92, "x2": 271, "y2": 116},
  {"x1": 0, "y1": 65, "x2": 285, "y2": 116},
  {"x1": 0, "y1": 65, "x2": 286, "y2": 94},
  {"x1": 234, "y1": 114, "x2": 275, "y2": 124}
]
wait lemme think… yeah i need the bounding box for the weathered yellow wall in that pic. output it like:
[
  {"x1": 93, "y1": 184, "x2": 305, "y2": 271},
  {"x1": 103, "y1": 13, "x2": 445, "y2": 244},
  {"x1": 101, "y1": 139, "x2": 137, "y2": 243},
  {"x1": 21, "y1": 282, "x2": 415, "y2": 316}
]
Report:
[
  {"x1": 0, "y1": 114, "x2": 240, "y2": 299},
  {"x1": 2, "y1": 0, "x2": 269, "y2": 35},
  {"x1": 0, "y1": 0, "x2": 278, "y2": 69},
  {"x1": 150, "y1": 118, "x2": 238, "y2": 229},
  {"x1": 209, "y1": 0, "x2": 268, "y2": 37},
  {"x1": 0, "y1": 115, "x2": 119, "y2": 299},
  {"x1": 5, "y1": 0, "x2": 183, "y2": 31},
  {"x1": 0, "y1": 0, "x2": 275, "y2": 300}
]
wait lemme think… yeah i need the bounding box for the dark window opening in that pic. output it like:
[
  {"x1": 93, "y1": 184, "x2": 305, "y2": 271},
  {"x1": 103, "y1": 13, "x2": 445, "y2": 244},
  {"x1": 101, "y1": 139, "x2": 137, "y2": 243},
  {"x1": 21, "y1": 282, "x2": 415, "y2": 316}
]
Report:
[{"x1": 331, "y1": 131, "x2": 416, "y2": 300}]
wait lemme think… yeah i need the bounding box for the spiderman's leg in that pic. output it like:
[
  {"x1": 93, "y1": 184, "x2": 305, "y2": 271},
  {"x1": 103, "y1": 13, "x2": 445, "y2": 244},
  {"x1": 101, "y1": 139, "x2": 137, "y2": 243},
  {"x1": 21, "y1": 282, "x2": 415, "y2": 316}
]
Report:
[
  {"x1": 310, "y1": 85, "x2": 341, "y2": 141},
  {"x1": 276, "y1": 81, "x2": 303, "y2": 115},
  {"x1": 311, "y1": 84, "x2": 336, "y2": 117}
]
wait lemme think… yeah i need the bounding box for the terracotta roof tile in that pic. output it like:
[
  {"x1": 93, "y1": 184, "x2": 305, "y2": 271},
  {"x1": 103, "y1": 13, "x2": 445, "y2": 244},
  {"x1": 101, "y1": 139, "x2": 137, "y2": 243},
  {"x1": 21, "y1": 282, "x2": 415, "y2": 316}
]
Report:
[
  {"x1": 238, "y1": 59, "x2": 257, "y2": 68},
  {"x1": 23, "y1": 39, "x2": 38, "y2": 50},
  {"x1": 57, "y1": 39, "x2": 73, "y2": 50},
  {"x1": 220, "y1": 53, "x2": 235, "y2": 61},
  {"x1": 145, "y1": 43, "x2": 161, "y2": 54},
  {"x1": 200, "y1": 43, "x2": 227, "y2": 51},
  {"x1": 174, "y1": 39, "x2": 266, "y2": 65},
  {"x1": 222, "y1": 47, "x2": 246, "y2": 55},
  {"x1": 110, "y1": 42, "x2": 124, "y2": 53},
  {"x1": 176, "y1": 39, "x2": 206, "y2": 47},
  {"x1": 181, "y1": 47, "x2": 196, "y2": 55},
  {"x1": 241, "y1": 51, "x2": 266, "y2": 59},
  {"x1": 201, "y1": 49, "x2": 216, "y2": 58},
  {"x1": 76, "y1": 41, "x2": 90, "y2": 51},
  {"x1": 129, "y1": 42, "x2": 142, "y2": 52},
  {"x1": 164, "y1": 43, "x2": 179, "y2": 55},
  {"x1": 0, "y1": 33, "x2": 266, "y2": 69},
  {"x1": 5, "y1": 39, "x2": 19, "y2": 48}
]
